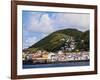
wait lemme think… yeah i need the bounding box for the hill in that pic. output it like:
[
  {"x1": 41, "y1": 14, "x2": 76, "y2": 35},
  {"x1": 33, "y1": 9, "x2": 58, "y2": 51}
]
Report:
[{"x1": 24, "y1": 28, "x2": 89, "y2": 53}]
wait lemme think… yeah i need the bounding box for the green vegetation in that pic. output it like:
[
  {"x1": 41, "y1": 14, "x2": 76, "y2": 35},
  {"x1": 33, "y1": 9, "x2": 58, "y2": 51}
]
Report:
[{"x1": 24, "y1": 28, "x2": 89, "y2": 53}]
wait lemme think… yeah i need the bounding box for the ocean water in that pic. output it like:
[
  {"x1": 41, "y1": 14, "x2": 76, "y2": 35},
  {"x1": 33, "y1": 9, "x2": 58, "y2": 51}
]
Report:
[{"x1": 23, "y1": 60, "x2": 90, "y2": 69}]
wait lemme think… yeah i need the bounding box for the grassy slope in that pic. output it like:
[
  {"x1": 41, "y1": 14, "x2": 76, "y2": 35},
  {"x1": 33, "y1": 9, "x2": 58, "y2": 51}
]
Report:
[{"x1": 25, "y1": 29, "x2": 89, "y2": 52}]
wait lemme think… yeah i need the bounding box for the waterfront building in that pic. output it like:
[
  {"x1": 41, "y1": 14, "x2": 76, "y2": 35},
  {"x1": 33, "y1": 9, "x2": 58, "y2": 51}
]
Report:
[{"x1": 48, "y1": 52, "x2": 57, "y2": 62}]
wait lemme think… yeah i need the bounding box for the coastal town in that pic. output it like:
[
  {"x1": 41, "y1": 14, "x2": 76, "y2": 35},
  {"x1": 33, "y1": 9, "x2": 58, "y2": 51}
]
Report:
[
  {"x1": 22, "y1": 34, "x2": 90, "y2": 65},
  {"x1": 23, "y1": 50, "x2": 89, "y2": 64},
  {"x1": 23, "y1": 37, "x2": 90, "y2": 64}
]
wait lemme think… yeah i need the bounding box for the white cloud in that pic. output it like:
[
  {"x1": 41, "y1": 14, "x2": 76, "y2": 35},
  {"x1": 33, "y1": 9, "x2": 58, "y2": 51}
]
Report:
[
  {"x1": 27, "y1": 12, "x2": 89, "y2": 34},
  {"x1": 28, "y1": 14, "x2": 54, "y2": 33},
  {"x1": 55, "y1": 13, "x2": 90, "y2": 31},
  {"x1": 23, "y1": 37, "x2": 38, "y2": 48}
]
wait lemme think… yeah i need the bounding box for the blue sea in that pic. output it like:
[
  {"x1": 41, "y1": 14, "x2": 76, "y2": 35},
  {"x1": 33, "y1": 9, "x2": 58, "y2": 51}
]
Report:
[{"x1": 23, "y1": 60, "x2": 90, "y2": 69}]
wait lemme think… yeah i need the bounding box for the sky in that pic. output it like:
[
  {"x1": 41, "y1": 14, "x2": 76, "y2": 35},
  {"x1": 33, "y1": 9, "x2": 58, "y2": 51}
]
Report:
[{"x1": 22, "y1": 11, "x2": 90, "y2": 49}]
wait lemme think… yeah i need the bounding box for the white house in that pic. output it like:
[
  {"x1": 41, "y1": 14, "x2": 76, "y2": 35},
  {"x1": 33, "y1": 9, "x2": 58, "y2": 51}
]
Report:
[
  {"x1": 26, "y1": 54, "x2": 33, "y2": 60},
  {"x1": 48, "y1": 52, "x2": 57, "y2": 62}
]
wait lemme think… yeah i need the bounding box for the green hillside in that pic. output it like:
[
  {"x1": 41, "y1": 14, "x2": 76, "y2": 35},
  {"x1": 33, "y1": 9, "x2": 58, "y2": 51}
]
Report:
[{"x1": 25, "y1": 28, "x2": 89, "y2": 53}]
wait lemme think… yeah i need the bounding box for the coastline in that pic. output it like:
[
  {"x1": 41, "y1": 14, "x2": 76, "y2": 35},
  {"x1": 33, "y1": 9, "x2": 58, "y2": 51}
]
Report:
[{"x1": 23, "y1": 60, "x2": 90, "y2": 69}]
